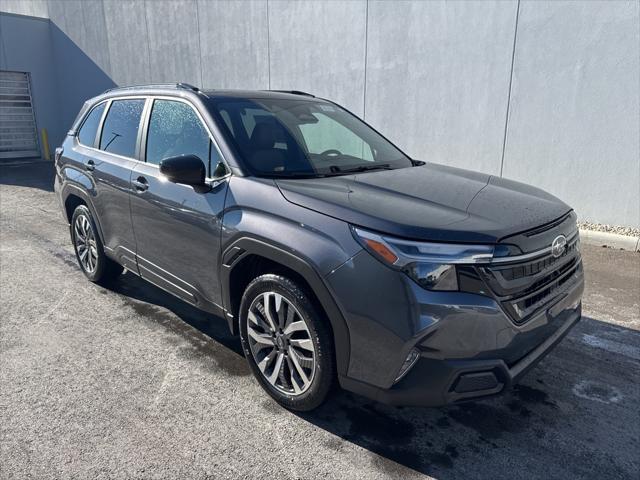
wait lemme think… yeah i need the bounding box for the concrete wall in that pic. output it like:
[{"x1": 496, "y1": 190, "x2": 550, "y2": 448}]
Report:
[
  {"x1": 0, "y1": 0, "x2": 48, "y2": 18},
  {"x1": 1, "y1": 0, "x2": 638, "y2": 227},
  {"x1": 365, "y1": 1, "x2": 518, "y2": 175},
  {"x1": 47, "y1": 1, "x2": 116, "y2": 138},
  {"x1": 503, "y1": 1, "x2": 639, "y2": 228}
]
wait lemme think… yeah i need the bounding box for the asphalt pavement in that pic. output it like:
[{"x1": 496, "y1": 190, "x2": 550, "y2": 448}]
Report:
[{"x1": 1, "y1": 162, "x2": 638, "y2": 479}]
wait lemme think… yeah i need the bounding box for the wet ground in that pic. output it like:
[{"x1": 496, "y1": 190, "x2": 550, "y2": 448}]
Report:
[{"x1": 1, "y1": 162, "x2": 638, "y2": 479}]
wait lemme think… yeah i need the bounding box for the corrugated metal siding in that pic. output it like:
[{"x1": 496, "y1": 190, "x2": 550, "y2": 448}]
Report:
[{"x1": 0, "y1": 71, "x2": 40, "y2": 159}]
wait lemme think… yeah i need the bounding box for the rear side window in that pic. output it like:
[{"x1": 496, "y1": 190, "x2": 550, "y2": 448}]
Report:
[
  {"x1": 99, "y1": 99, "x2": 145, "y2": 157},
  {"x1": 77, "y1": 102, "x2": 106, "y2": 147},
  {"x1": 146, "y1": 99, "x2": 221, "y2": 174}
]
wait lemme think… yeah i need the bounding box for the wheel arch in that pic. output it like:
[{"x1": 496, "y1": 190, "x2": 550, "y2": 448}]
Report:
[
  {"x1": 64, "y1": 194, "x2": 85, "y2": 223},
  {"x1": 220, "y1": 236, "x2": 351, "y2": 377},
  {"x1": 61, "y1": 185, "x2": 106, "y2": 245}
]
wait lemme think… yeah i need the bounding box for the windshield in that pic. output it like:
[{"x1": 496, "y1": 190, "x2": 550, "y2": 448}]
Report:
[{"x1": 210, "y1": 97, "x2": 413, "y2": 177}]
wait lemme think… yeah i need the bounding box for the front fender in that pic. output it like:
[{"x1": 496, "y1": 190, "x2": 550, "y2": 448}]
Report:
[{"x1": 220, "y1": 235, "x2": 352, "y2": 378}]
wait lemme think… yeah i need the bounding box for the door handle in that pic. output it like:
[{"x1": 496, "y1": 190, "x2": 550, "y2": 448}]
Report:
[
  {"x1": 86, "y1": 159, "x2": 95, "y2": 171},
  {"x1": 132, "y1": 176, "x2": 149, "y2": 192}
]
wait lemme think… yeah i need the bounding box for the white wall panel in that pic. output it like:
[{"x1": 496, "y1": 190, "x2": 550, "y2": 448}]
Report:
[
  {"x1": 268, "y1": 0, "x2": 367, "y2": 116},
  {"x1": 197, "y1": 0, "x2": 269, "y2": 90},
  {"x1": 102, "y1": 0, "x2": 151, "y2": 85},
  {"x1": 504, "y1": 0, "x2": 640, "y2": 226},
  {"x1": 145, "y1": 0, "x2": 201, "y2": 85},
  {"x1": 0, "y1": 0, "x2": 48, "y2": 18},
  {"x1": 365, "y1": 0, "x2": 517, "y2": 175}
]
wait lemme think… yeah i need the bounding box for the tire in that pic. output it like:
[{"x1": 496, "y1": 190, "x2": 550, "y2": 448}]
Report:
[
  {"x1": 239, "y1": 274, "x2": 335, "y2": 411},
  {"x1": 70, "y1": 205, "x2": 123, "y2": 285}
]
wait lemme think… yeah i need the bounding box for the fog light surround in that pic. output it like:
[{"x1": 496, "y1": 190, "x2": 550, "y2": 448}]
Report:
[
  {"x1": 394, "y1": 348, "x2": 421, "y2": 383},
  {"x1": 403, "y1": 262, "x2": 458, "y2": 291}
]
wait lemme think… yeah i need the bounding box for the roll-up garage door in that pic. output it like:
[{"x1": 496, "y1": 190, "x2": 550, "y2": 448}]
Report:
[{"x1": 0, "y1": 71, "x2": 40, "y2": 159}]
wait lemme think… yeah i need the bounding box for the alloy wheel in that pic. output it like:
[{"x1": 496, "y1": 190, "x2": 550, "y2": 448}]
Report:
[
  {"x1": 74, "y1": 214, "x2": 98, "y2": 273},
  {"x1": 246, "y1": 292, "x2": 316, "y2": 396}
]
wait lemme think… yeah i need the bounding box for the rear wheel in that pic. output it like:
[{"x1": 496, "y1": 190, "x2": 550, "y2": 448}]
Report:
[
  {"x1": 71, "y1": 205, "x2": 123, "y2": 285},
  {"x1": 239, "y1": 274, "x2": 335, "y2": 411}
]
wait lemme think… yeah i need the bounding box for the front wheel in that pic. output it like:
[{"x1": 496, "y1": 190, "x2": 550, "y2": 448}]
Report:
[
  {"x1": 239, "y1": 274, "x2": 335, "y2": 411},
  {"x1": 71, "y1": 205, "x2": 123, "y2": 285}
]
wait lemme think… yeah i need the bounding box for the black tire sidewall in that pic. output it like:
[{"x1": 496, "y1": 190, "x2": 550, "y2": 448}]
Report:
[
  {"x1": 239, "y1": 274, "x2": 335, "y2": 411},
  {"x1": 70, "y1": 205, "x2": 107, "y2": 282}
]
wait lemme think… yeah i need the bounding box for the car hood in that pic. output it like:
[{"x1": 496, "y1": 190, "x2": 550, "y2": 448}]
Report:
[{"x1": 275, "y1": 162, "x2": 572, "y2": 246}]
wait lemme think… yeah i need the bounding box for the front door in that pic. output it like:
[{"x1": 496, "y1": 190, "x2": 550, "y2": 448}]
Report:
[{"x1": 129, "y1": 98, "x2": 228, "y2": 311}]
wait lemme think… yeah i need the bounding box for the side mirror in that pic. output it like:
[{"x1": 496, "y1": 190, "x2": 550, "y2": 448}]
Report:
[{"x1": 159, "y1": 154, "x2": 206, "y2": 186}]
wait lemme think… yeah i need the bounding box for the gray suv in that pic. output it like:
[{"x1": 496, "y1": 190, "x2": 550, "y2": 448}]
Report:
[{"x1": 54, "y1": 84, "x2": 584, "y2": 411}]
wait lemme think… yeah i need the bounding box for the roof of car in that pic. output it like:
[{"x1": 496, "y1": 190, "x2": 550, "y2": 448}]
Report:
[
  {"x1": 70, "y1": 84, "x2": 326, "y2": 135},
  {"x1": 204, "y1": 89, "x2": 318, "y2": 100},
  {"x1": 100, "y1": 83, "x2": 321, "y2": 101}
]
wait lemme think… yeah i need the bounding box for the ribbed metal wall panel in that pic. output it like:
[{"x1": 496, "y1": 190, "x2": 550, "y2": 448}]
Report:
[{"x1": 0, "y1": 70, "x2": 40, "y2": 159}]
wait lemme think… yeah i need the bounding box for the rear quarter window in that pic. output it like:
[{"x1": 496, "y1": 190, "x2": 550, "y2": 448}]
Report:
[
  {"x1": 77, "y1": 102, "x2": 106, "y2": 147},
  {"x1": 99, "y1": 99, "x2": 145, "y2": 158}
]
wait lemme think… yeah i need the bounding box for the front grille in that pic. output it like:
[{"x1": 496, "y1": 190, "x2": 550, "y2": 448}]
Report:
[
  {"x1": 506, "y1": 261, "x2": 582, "y2": 322},
  {"x1": 500, "y1": 240, "x2": 579, "y2": 281},
  {"x1": 480, "y1": 234, "x2": 582, "y2": 324}
]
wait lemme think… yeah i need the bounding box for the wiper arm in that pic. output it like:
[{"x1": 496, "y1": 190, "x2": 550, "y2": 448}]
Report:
[{"x1": 328, "y1": 163, "x2": 392, "y2": 174}]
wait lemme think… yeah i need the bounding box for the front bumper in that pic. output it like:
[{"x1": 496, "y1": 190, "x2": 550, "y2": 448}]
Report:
[
  {"x1": 339, "y1": 304, "x2": 580, "y2": 407},
  {"x1": 327, "y1": 249, "x2": 584, "y2": 407}
]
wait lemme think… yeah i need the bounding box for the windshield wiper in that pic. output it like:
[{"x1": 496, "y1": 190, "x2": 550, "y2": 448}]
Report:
[
  {"x1": 258, "y1": 170, "x2": 331, "y2": 179},
  {"x1": 328, "y1": 163, "x2": 392, "y2": 174}
]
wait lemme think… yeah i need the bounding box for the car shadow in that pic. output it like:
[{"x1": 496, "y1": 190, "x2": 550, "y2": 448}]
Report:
[
  {"x1": 101, "y1": 269, "x2": 639, "y2": 479},
  {"x1": 0, "y1": 161, "x2": 55, "y2": 192},
  {"x1": 105, "y1": 271, "x2": 244, "y2": 359}
]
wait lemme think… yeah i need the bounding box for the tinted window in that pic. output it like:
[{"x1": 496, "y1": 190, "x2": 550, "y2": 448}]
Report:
[
  {"x1": 78, "y1": 102, "x2": 106, "y2": 147},
  {"x1": 211, "y1": 98, "x2": 410, "y2": 177},
  {"x1": 99, "y1": 99, "x2": 145, "y2": 157},
  {"x1": 219, "y1": 110, "x2": 234, "y2": 136},
  {"x1": 146, "y1": 99, "x2": 221, "y2": 174},
  {"x1": 299, "y1": 112, "x2": 373, "y2": 161}
]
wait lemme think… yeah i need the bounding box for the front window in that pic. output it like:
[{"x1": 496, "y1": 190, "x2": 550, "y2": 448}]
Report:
[
  {"x1": 146, "y1": 99, "x2": 222, "y2": 176},
  {"x1": 210, "y1": 98, "x2": 412, "y2": 177}
]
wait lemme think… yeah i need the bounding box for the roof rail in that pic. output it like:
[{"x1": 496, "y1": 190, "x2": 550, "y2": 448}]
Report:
[
  {"x1": 102, "y1": 83, "x2": 202, "y2": 95},
  {"x1": 176, "y1": 82, "x2": 200, "y2": 92},
  {"x1": 266, "y1": 90, "x2": 315, "y2": 98}
]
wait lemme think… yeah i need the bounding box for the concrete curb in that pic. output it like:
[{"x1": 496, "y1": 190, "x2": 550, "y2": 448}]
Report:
[{"x1": 580, "y1": 229, "x2": 640, "y2": 252}]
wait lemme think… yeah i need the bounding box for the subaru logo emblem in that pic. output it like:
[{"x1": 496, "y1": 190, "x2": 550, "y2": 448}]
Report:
[{"x1": 551, "y1": 235, "x2": 567, "y2": 258}]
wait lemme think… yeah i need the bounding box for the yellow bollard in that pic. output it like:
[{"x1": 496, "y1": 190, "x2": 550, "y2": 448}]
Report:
[{"x1": 41, "y1": 128, "x2": 51, "y2": 161}]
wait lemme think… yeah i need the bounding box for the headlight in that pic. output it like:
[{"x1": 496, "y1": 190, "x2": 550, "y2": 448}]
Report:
[{"x1": 352, "y1": 226, "x2": 495, "y2": 291}]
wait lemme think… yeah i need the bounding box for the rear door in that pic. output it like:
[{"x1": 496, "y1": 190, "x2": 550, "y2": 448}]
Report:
[
  {"x1": 78, "y1": 97, "x2": 145, "y2": 272},
  {"x1": 129, "y1": 97, "x2": 229, "y2": 311}
]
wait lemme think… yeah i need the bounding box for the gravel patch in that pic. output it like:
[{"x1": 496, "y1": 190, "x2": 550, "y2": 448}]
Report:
[{"x1": 578, "y1": 221, "x2": 640, "y2": 238}]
